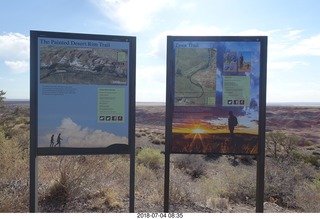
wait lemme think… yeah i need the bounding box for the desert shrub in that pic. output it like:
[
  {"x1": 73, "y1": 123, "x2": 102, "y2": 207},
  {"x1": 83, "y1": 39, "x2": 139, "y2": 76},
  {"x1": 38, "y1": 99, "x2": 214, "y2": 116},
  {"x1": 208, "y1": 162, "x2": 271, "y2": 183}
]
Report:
[
  {"x1": 151, "y1": 137, "x2": 162, "y2": 145},
  {"x1": 199, "y1": 176, "x2": 229, "y2": 211},
  {"x1": 38, "y1": 155, "x2": 125, "y2": 212},
  {"x1": 0, "y1": 90, "x2": 5, "y2": 108},
  {"x1": 222, "y1": 166, "x2": 256, "y2": 204},
  {"x1": 198, "y1": 158, "x2": 256, "y2": 209},
  {"x1": 173, "y1": 154, "x2": 208, "y2": 179},
  {"x1": 266, "y1": 131, "x2": 298, "y2": 160},
  {"x1": 169, "y1": 168, "x2": 193, "y2": 204},
  {"x1": 0, "y1": 130, "x2": 29, "y2": 180},
  {"x1": 265, "y1": 158, "x2": 316, "y2": 208},
  {"x1": 89, "y1": 188, "x2": 124, "y2": 211},
  {"x1": 0, "y1": 130, "x2": 29, "y2": 212},
  {"x1": 136, "y1": 147, "x2": 164, "y2": 170},
  {"x1": 41, "y1": 155, "x2": 122, "y2": 208},
  {"x1": 135, "y1": 164, "x2": 163, "y2": 205},
  {"x1": 47, "y1": 170, "x2": 70, "y2": 203},
  {"x1": 294, "y1": 178, "x2": 320, "y2": 212},
  {"x1": 206, "y1": 197, "x2": 230, "y2": 212},
  {"x1": 292, "y1": 152, "x2": 320, "y2": 168},
  {"x1": 149, "y1": 132, "x2": 165, "y2": 145}
]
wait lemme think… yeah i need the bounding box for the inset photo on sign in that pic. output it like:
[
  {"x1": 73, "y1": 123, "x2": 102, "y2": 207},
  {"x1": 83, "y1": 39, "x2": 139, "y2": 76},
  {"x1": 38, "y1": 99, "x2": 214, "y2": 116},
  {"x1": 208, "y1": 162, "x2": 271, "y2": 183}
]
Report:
[
  {"x1": 223, "y1": 51, "x2": 237, "y2": 72},
  {"x1": 238, "y1": 51, "x2": 251, "y2": 72},
  {"x1": 171, "y1": 106, "x2": 259, "y2": 154},
  {"x1": 40, "y1": 46, "x2": 128, "y2": 86}
]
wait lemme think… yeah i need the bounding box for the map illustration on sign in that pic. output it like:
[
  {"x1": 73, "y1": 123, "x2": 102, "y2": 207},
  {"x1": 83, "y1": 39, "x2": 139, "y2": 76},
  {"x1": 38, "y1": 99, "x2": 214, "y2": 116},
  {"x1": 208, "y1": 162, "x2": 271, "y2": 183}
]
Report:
[
  {"x1": 40, "y1": 46, "x2": 128, "y2": 86},
  {"x1": 174, "y1": 47, "x2": 217, "y2": 106}
]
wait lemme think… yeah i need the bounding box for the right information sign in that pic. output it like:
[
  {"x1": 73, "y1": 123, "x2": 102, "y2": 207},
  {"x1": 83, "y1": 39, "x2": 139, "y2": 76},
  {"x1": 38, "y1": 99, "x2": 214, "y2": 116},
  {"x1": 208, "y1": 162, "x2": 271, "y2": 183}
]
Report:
[{"x1": 166, "y1": 36, "x2": 267, "y2": 155}]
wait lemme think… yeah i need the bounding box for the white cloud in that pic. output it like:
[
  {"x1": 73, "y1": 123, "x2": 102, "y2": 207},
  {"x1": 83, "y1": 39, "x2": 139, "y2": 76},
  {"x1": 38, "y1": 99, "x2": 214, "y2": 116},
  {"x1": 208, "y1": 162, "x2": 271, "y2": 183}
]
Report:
[
  {"x1": 137, "y1": 65, "x2": 166, "y2": 83},
  {"x1": 267, "y1": 82, "x2": 320, "y2": 103},
  {"x1": 288, "y1": 34, "x2": 320, "y2": 56},
  {"x1": 283, "y1": 29, "x2": 303, "y2": 41},
  {"x1": 0, "y1": 33, "x2": 29, "y2": 74},
  {"x1": 0, "y1": 32, "x2": 29, "y2": 60},
  {"x1": 4, "y1": 60, "x2": 29, "y2": 74},
  {"x1": 136, "y1": 65, "x2": 166, "y2": 102},
  {"x1": 92, "y1": 0, "x2": 176, "y2": 33},
  {"x1": 41, "y1": 118, "x2": 128, "y2": 148},
  {"x1": 269, "y1": 30, "x2": 320, "y2": 58},
  {"x1": 149, "y1": 25, "x2": 222, "y2": 58},
  {"x1": 236, "y1": 29, "x2": 277, "y2": 36},
  {"x1": 268, "y1": 61, "x2": 309, "y2": 71}
]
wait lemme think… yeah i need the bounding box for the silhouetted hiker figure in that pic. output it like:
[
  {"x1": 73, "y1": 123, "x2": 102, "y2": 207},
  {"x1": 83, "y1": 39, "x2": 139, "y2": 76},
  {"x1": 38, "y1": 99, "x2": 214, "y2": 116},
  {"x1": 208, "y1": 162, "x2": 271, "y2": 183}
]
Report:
[
  {"x1": 50, "y1": 134, "x2": 54, "y2": 147},
  {"x1": 239, "y1": 53, "x2": 244, "y2": 69},
  {"x1": 54, "y1": 133, "x2": 62, "y2": 147},
  {"x1": 228, "y1": 111, "x2": 238, "y2": 139}
]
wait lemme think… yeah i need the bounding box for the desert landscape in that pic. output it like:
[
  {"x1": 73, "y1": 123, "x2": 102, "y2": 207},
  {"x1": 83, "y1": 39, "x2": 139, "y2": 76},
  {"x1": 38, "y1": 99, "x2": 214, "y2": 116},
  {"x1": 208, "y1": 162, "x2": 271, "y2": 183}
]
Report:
[{"x1": 0, "y1": 102, "x2": 319, "y2": 213}]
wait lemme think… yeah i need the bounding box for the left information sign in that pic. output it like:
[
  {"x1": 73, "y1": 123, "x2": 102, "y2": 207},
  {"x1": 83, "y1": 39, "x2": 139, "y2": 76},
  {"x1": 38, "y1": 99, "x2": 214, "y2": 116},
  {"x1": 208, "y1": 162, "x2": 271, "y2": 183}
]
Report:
[{"x1": 30, "y1": 31, "x2": 136, "y2": 153}]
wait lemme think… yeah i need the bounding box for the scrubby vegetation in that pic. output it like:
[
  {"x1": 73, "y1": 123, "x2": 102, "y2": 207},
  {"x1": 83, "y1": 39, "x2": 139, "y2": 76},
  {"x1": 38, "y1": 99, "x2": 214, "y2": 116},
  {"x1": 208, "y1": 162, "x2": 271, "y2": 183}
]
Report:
[
  {"x1": 0, "y1": 103, "x2": 319, "y2": 212},
  {"x1": 0, "y1": 104, "x2": 29, "y2": 212}
]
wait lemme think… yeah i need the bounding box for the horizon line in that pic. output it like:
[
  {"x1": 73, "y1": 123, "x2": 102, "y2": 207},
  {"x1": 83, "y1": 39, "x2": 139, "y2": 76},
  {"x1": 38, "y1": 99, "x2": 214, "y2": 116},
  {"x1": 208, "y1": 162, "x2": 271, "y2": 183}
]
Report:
[{"x1": 4, "y1": 99, "x2": 320, "y2": 105}]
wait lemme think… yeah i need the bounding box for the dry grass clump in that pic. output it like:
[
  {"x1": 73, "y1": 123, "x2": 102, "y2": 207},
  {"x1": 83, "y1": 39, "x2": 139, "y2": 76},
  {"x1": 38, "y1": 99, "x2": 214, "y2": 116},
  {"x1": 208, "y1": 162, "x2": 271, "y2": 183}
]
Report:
[
  {"x1": 294, "y1": 178, "x2": 320, "y2": 212},
  {"x1": 44, "y1": 156, "x2": 101, "y2": 202},
  {"x1": 169, "y1": 168, "x2": 195, "y2": 204},
  {"x1": 0, "y1": 130, "x2": 29, "y2": 212},
  {"x1": 88, "y1": 188, "x2": 124, "y2": 211},
  {"x1": 197, "y1": 157, "x2": 256, "y2": 211},
  {"x1": 173, "y1": 154, "x2": 208, "y2": 179},
  {"x1": 136, "y1": 147, "x2": 164, "y2": 170},
  {"x1": 38, "y1": 155, "x2": 130, "y2": 212},
  {"x1": 135, "y1": 164, "x2": 164, "y2": 206},
  {"x1": 264, "y1": 157, "x2": 317, "y2": 208}
]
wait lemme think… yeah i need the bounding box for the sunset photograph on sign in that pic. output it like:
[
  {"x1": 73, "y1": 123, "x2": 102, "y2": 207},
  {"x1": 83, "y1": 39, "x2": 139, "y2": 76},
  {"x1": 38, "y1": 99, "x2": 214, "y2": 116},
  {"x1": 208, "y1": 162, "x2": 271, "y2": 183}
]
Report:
[{"x1": 171, "y1": 106, "x2": 259, "y2": 154}]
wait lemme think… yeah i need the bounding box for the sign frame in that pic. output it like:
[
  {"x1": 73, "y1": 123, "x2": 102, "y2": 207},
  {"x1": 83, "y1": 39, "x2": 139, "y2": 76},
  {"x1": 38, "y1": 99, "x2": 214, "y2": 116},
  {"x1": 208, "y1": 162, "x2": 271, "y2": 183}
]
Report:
[
  {"x1": 164, "y1": 35, "x2": 267, "y2": 212},
  {"x1": 30, "y1": 30, "x2": 136, "y2": 212}
]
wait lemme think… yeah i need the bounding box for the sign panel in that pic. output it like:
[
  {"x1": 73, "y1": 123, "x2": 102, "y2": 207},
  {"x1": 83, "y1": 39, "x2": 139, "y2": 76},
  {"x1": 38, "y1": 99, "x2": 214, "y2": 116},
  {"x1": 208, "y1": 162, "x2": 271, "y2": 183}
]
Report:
[
  {"x1": 166, "y1": 36, "x2": 267, "y2": 155},
  {"x1": 30, "y1": 31, "x2": 136, "y2": 154}
]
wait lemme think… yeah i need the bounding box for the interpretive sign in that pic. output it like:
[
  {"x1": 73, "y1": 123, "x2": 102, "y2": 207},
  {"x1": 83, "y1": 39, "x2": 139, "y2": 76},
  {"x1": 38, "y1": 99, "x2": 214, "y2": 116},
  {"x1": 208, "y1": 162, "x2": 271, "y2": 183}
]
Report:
[
  {"x1": 166, "y1": 36, "x2": 267, "y2": 155},
  {"x1": 30, "y1": 30, "x2": 136, "y2": 212},
  {"x1": 31, "y1": 31, "x2": 136, "y2": 154},
  {"x1": 164, "y1": 35, "x2": 267, "y2": 213}
]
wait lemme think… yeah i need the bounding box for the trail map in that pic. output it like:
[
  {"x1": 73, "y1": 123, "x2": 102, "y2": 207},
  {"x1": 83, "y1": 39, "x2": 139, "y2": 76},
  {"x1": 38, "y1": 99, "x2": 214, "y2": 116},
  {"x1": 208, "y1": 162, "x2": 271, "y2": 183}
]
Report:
[{"x1": 174, "y1": 48, "x2": 217, "y2": 106}]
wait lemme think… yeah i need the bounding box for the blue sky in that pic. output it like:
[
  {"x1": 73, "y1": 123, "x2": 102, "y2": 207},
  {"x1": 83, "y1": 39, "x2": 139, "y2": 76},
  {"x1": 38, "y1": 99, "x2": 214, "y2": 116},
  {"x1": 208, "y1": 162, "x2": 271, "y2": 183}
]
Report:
[{"x1": 0, "y1": 0, "x2": 320, "y2": 102}]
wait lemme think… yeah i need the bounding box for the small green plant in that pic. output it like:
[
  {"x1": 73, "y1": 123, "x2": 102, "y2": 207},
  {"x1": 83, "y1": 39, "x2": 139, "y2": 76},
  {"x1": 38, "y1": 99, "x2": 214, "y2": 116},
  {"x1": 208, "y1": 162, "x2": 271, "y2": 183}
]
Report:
[
  {"x1": 0, "y1": 90, "x2": 6, "y2": 108},
  {"x1": 292, "y1": 152, "x2": 320, "y2": 168},
  {"x1": 136, "y1": 147, "x2": 164, "y2": 170}
]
